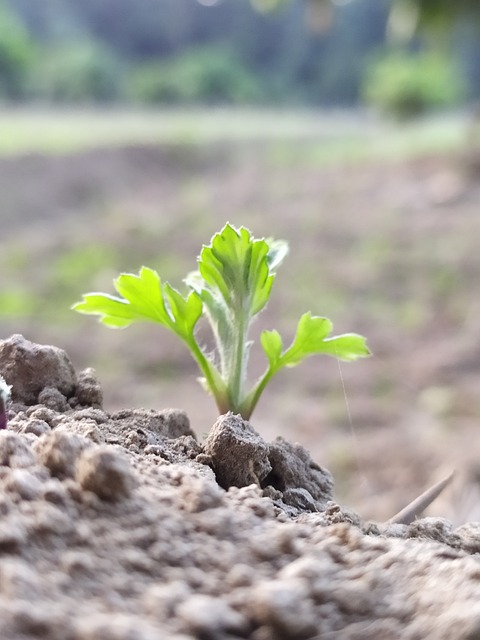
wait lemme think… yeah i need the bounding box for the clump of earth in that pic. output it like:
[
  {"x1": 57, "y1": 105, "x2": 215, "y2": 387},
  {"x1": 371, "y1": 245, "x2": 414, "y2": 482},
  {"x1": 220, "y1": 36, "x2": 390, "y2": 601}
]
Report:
[{"x1": 1, "y1": 333, "x2": 480, "y2": 640}]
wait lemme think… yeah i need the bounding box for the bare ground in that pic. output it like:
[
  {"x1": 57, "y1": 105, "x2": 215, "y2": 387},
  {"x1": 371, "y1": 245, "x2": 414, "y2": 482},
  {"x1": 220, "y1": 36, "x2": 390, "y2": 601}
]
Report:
[{"x1": 1, "y1": 334, "x2": 480, "y2": 639}]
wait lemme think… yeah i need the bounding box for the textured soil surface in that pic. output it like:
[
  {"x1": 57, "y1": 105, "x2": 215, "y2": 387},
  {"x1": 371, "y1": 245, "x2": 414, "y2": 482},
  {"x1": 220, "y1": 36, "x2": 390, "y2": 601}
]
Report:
[{"x1": 2, "y1": 334, "x2": 480, "y2": 639}]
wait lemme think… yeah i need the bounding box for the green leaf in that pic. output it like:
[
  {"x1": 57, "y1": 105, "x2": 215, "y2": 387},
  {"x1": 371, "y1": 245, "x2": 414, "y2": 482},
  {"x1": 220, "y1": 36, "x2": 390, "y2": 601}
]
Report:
[
  {"x1": 112, "y1": 267, "x2": 171, "y2": 325},
  {"x1": 72, "y1": 266, "x2": 203, "y2": 340},
  {"x1": 72, "y1": 293, "x2": 136, "y2": 328},
  {"x1": 262, "y1": 312, "x2": 370, "y2": 373},
  {"x1": 196, "y1": 223, "x2": 279, "y2": 317},
  {"x1": 309, "y1": 332, "x2": 372, "y2": 361},
  {"x1": 186, "y1": 224, "x2": 289, "y2": 412},
  {"x1": 73, "y1": 224, "x2": 370, "y2": 421},
  {"x1": 162, "y1": 282, "x2": 203, "y2": 341},
  {"x1": 259, "y1": 329, "x2": 283, "y2": 363}
]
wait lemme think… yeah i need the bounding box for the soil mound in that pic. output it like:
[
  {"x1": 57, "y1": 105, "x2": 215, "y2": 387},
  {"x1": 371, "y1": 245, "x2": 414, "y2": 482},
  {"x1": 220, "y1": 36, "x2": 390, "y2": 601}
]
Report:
[{"x1": 0, "y1": 334, "x2": 480, "y2": 639}]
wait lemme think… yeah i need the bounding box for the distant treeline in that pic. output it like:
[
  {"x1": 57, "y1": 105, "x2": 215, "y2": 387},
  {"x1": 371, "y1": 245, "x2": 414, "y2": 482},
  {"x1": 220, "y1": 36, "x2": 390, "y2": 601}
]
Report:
[{"x1": 2, "y1": 0, "x2": 479, "y2": 108}]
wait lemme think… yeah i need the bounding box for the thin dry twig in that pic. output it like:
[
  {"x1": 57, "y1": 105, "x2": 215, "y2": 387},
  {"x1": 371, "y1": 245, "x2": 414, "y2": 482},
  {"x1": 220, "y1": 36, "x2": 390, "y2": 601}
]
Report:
[{"x1": 386, "y1": 471, "x2": 455, "y2": 525}]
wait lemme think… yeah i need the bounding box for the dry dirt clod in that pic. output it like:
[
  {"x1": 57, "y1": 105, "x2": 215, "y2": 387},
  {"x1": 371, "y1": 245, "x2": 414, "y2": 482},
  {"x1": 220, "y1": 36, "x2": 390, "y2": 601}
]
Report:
[
  {"x1": 177, "y1": 471, "x2": 224, "y2": 513},
  {"x1": 0, "y1": 334, "x2": 77, "y2": 405},
  {"x1": 0, "y1": 432, "x2": 36, "y2": 468},
  {"x1": 200, "y1": 414, "x2": 336, "y2": 515},
  {"x1": 200, "y1": 412, "x2": 272, "y2": 489},
  {"x1": 35, "y1": 430, "x2": 89, "y2": 479},
  {"x1": 71, "y1": 612, "x2": 163, "y2": 640},
  {"x1": 150, "y1": 408, "x2": 194, "y2": 439},
  {"x1": 265, "y1": 437, "x2": 334, "y2": 512},
  {"x1": 111, "y1": 408, "x2": 194, "y2": 440},
  {"x1": 22, "y1": 419, "x2": 51, "y2": 437},
  {"x1": 251, "y1": 578, "x2": 318, "y2": 639},
  {"x1": 176, "y1": 593, "x2": 248, "y2": 636},
  {"x1": 75, "y1": 446, "x2": 137, "y2": 501},
  {"x1": 73, "y1": 367, "x2": 104, "y2": 407},
  {"x1": 38, "y1": 387, "x2": 69, "y2": 412},
  {"x1": 4, "y1": 468, "x2": 43, "y2": 501}
]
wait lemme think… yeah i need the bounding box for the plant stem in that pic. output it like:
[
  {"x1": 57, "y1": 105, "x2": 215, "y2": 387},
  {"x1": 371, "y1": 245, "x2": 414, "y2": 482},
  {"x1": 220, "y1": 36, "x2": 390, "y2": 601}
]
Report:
[
  {"x1": 187, "y1": 339, "x2": 229, "y2": 413},
  {"x1": 242, "y1": 367, "x2": 275, "y2": 420},
  {"x1": 0, "y1": 398, "x2": 6, "y2": 429},
  {"x1": 224, "y1": 311, "x2": 248, "y2": 415}
]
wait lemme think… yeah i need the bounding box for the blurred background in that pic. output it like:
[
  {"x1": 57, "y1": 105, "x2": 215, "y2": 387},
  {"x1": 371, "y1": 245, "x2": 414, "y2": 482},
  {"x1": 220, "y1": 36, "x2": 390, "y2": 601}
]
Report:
[{"x1": 2, "y1": 0, "x2": 480, "y2": 522}]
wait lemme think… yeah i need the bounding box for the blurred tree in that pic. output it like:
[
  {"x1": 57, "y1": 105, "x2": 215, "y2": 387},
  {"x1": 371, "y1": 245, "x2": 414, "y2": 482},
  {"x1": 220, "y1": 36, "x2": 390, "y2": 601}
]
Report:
[
  {"x1": 382, "y1": 0, "x2": 480, "y2": 53},
  {"x1": 312, "y1": 0, "x2": 387, "y2": 104},
  {"x1": 362, "y1": 49, "x2": 464, "y2": 119},
  {"x1": 129, "y1": 45, "x2": 261, "y2": 105},
  {"x1": 244, "y1": 0, "x2": 480, "y2": 105},
  {"x1": 386, "y1": 0, "x2": 480, "y2": 107},
  {"x1": 30, "y1": 40, "x2": 124, "y2": 103},
  {"x1": 0, "y1": 1, "x2": 34, "y2": 100},
  {"x1": 390, "y1": 0, "x2": 480, "y2": 34},
  {"x1": 244, "y1": 0, "x2": 480, "y2": 35},
  {"x1": 6, "y1": 0, "x2": 480, "y2": 107}
]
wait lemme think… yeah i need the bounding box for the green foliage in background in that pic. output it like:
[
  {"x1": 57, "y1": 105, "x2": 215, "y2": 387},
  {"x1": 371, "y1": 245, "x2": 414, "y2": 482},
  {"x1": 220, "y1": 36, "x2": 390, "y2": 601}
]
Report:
[
  {"x1": 410, "y1": 0, "x2": 480, "y2": 31},
  {"x1": 0, "y1": 2, "x2": 34, "y2": 100},
  {"x1": 252, "y1": 0, "x2": 480, "y2": 31},
  {"x1": 130, "y1": 46, "x2": 262, "y2": 105},
  {"x1": 362, "y1": 49, "x2": 464, "y2": 120},
  {"x1": 0, "y1": 0, "x2": 391, "y2": 107},
  {"x1": 1, "y1": 0, "x2": 479, "y2": 107},
  {"x1": 30, "y1": 40, "x2": 124, "y2": 103}
]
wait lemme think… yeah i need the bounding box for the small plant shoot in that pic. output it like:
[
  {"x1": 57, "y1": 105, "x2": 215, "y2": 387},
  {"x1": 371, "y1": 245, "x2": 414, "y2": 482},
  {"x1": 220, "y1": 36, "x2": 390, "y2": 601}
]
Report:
[
  {"x1": 73, "y1": 224, "x2": 370, "y2": 419},
  {"x1": 0, "y1": 375, "x2": 11, "y2": 430}
]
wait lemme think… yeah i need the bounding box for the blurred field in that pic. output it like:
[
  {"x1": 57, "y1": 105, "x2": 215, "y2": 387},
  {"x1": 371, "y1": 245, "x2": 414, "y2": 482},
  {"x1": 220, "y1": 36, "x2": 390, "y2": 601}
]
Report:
[
  {"x1": 1, "y1": 107, "x2": 480, "y2": 522},
  {"x1": 0, "y1": 107, "x2": 466, "y2": 158}
]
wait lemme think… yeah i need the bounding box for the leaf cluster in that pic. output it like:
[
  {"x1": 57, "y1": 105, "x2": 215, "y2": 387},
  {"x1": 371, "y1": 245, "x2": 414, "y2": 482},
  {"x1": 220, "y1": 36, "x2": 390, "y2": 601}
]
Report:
[{"x1": 73, "y1": 224, "x2": 370, "y2": 419}]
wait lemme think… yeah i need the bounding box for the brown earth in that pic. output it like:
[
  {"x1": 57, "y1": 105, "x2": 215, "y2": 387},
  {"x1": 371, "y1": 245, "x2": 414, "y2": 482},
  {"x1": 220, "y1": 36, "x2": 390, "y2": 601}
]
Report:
[
  {"x1": 1, "y1": 334, "x2": 480, "y2": 639},
  {"x1": 2, "y1": 139, "x2": 480, "y2": 528}
]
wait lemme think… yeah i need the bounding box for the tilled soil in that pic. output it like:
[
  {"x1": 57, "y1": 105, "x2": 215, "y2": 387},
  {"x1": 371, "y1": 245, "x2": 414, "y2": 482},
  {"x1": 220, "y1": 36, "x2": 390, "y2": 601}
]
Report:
[{"x1": 1, "y1": 333, "x2": 480, "y2": 640}]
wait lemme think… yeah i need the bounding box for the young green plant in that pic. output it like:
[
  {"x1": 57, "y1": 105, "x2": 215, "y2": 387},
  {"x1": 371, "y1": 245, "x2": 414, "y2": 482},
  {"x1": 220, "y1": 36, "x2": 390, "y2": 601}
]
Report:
[
  {"x1": 72, "y1": 223, "x2": 370, "y2": 419},
  {"x1": 0, "y1": 375, "x2": 11, "y2": 429}
]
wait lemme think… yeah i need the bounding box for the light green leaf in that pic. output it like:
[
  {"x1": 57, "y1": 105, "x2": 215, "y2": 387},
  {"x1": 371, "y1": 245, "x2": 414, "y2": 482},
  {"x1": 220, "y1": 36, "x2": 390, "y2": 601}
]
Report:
[
  {"x1": 310, "y1": 333, "x2": 372, "y2": 361},
  {"x1": 184, "y1": 224, "x2": 289, "y2": 413},
  {"x1": 279, "y1": 313, "x2": 333, "y2": 367},
  {"x1": 163, "y1": 283, "x2": 203, "y2": 341},
  {"x1": 73, "y1": 224, "x2": 371, "y2": 421},
  {"x1": 196, "y1": 223, "x2": 278, "y2": 317},
  {"x1": 260, "y1": 329, "x2": 283, "y2": 363},
  {"x1": 72, "y1": 266, "x2": 203, "y2": 340},
  {"x1": 113, "y1": 267, "x2": 170, "y2": 325},
  {"x1": 72, "y1": 293, "x2": 135, "y2": 328},
  {"x1": 265, "y1": 237, "x2": 289, "y2": 271},
  {"x1": 262, "y1": 312, "x2": 370, "y2": 372}
]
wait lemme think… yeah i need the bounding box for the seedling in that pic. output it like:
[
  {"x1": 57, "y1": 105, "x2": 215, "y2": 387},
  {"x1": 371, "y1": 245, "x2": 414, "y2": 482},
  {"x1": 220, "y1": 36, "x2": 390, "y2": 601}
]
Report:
[
  {"x1": 72, "y1": 223, "x2": 370, "y2": 419},
  {"x1": 0, "y1": 375, "x2": 11, "y2": 429}
]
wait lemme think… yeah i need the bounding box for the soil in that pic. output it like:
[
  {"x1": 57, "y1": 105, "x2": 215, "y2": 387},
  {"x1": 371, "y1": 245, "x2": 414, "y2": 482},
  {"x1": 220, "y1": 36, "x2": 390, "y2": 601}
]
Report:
[{"x1": 1, "y1": 334, "x2": 480, "y2": 639}]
